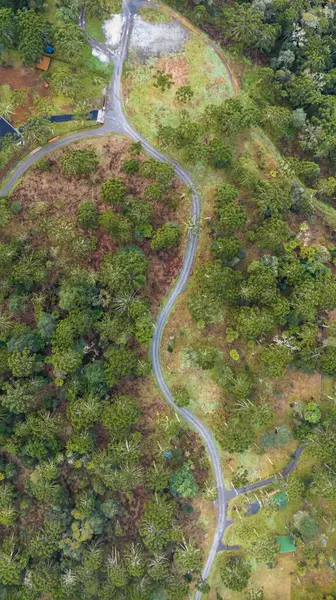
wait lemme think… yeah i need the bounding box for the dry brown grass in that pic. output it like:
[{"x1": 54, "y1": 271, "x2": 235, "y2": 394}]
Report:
[{"x1": 10, "y1": 133, "x2": 190, "y2": 313}]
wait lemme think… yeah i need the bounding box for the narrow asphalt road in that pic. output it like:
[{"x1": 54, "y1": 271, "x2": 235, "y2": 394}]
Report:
[{"x1": 0, "y1": 3, "x2": 303, "y2": 597}]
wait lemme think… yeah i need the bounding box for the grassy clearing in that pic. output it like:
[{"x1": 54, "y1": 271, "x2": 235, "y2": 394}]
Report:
[
  {"x1": 43, "y1": 0, "x2": 57, "y2": 23},
  {"x1": 207, "y1": 551, "x2": 294, "y2": 599},
  {"x1": 86, "y1": 15, "x2": 106, "y2": 43},
  {"x1": 315, "y1": 198, "x2": 336, "y2": 229},
  {"x1": 123, "y1": 30, "x2": 233, "y2": 142},
  {"x1": 139, "y1": 6, "x2": 172, "y2": 23}
]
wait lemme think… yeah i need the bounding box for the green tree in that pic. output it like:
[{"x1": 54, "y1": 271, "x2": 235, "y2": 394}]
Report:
[
  {"x1": 144, "y1": 183, "x2": 163, "y2": 201},
  {"x1": 217, "y1": 416, "x2": 254, "y2": 453},
  {"x1": 212, "y1": 236, "x2": 242, "y2": 262},
  {"x1": 8, "y1": 348, "x2": 36, "y2": 377},
  {"x1": 174, "y1": 539, "x2": 202, "y2": 574},
  {"x1": 1, "y1": 378, "x2": 44, "y2": 414},
  {"x1": 67, "y1": 393, "x2": 102, "y2": 430},
  {"x1": 0, "y1": 8, "x2": 15, "y2": 50},
  {"x1": 123, "y1": 159, "x2": 140, "y2": 174},
  {"x1": 150, "y1": 222, "x2": 181, "y2": 250},
  {"x1": 176, "y1": 85, "x2": 194, "y2": 103},
  {"x1": 51, "y1": 69, "x2": 85, "y2": 99},
  {"x1": 101, "y1": 177, "x2": 127, "y2": 204},
  {"x1": 102, "y1": 395, "x2": 139, "y2": 438},
  {"x1": 303, "y1": 402, "x2": 321, "y2": 424},
  {"x1": 16, "y1": 9, "x2": 47, "y2": 65},
  {"x1": 77, "y1": 200, "x2": 98, "y2": 229},
  {"x1": 104, "y1": 347, "x2": 138, "y2": 387},
  {"x1": 261, "y1": 344, "x2": 293, "y2": 378},
  {"x1": 22, "y1": 116, "x2": 53, "y2": 145},
  {"x1": 318, "y1": 347, "x2": 336, "y2": 376},
  {"x1": 208, "y1": 138, "x2": 232, "y2": 168},
  {"x1": 254, "y1": 538, "x2": 280, "y2": 564},
  {"x1": 99, "y1": 212, "x2": 132, "y2": 242},
  {"x1": 207, "y1": 97, "x2": 258, "y2": 134},
  {"x1": 249, "y1": 217, "x2": 289, "y2": 251},
  {"x1": 153, "y1": 69, "x2": 173, "y2": 91},
  {"x1": 0, "y1": 537, "x2": 27, "y2": 586},
  {"x1": 139, "y1": 494, "x2": 178, "y2": 551},
  {"x1": 237, "y1": 307, "x2": 275, "y2": 340},
  {"x1": 54, "y1": 22, "x2": 88, "y2": 61},
  {"x1": 60, "y1": 149, "x2": 99, "y2": 178},
  {"x1": 169, "y1": 463, "x2": 199, "y2": 498},
  {"x1": 261, "y1": 106, "x2": 293, "y2": 140},
  {"x1": 216, "y1": 201, "x2": 246, "y2": 234},
  {"x1": 146, "y1": 462, "x2": 170, "y2": 492},
  {"x1": 244, "y1": 590, "x2": 265, "y2": 600},
  {"x1": 100, "y1": 247, "x2": 148, "y2": 294},
  {"x1": 219, "y1": 554, "x2": 251, "y2": 591}
]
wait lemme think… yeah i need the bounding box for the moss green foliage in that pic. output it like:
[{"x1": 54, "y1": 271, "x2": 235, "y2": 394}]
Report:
[
  {"x1": 219, "y1": 554, "x2": 251, "y2": 591},
  {"x1": 100, "y1": 178, "x2": 127, "y2": 205},
  {"x1": 169, "y1": 463, "x2": 199, "y2": 497},
  {"x1": 150, "y1": 222, "x2": 181, "y2": 251},
  {"x1": 77, "y1": 200, "x2": 99, "y2": 229},
  {"x1": 207, "y1": 138, "x2": 232, "y2": 168},
  {"x1": 60, "y1": 149, "x2": 99, "y2": 179},
  {"x1": 0, "y1": 143, "x2": 201, "y2": 599}
]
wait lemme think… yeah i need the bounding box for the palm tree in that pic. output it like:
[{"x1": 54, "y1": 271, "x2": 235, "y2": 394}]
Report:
[{"x1": 0, "y1": 103, "x2": 15, "y2": 120}]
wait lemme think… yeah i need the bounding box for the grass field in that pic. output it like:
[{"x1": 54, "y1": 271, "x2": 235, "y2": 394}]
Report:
[
  {"x1": 86, "y1": 15, "x2": 106, "y2": 43},
  {"x1": 208, "y1": 551, "x2": 294, "y2": 600},
  {"x1": 138, "y1": 6, "x2": 172, "y2": 23},
  {"x1": 123, "y1": 16, "x2": 233, "y2": 143}
]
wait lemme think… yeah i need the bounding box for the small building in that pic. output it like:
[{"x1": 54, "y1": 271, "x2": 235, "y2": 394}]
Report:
[
  {"x1": 36, "y1": 56, "x2": 51, "y2": 71},
  {"x1": 277, "y1": 535, "x2": 296, "y2": 553}
]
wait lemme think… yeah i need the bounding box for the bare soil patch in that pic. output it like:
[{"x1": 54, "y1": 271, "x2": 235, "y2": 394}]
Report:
[
  {"x1": 0, "y1": 64, "x2": 50, "y2": 125},
  {"x1": 160, "y1": 56, "x2": 189, "y2": 86}
]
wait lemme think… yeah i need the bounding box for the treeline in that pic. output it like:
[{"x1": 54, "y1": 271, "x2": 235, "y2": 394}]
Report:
[{"x1": 0, "y1": 144, "x2": 207, "y2": 599}]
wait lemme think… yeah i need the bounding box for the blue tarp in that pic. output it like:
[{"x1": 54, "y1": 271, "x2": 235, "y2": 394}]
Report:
[
  {"x1": 0, "y1": 111, "x2": 99, "y2": 138},
  {"x1": 0, "y1": 117, "x2": 19, "y2": 139},
  {"x1": 49, "y1": 110, "x2": 98, "y2": 123}
]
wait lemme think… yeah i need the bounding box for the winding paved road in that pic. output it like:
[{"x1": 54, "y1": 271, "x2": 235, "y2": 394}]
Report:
[{"x1": 0, "y1": 3, "x2": 303, "y2": 597}]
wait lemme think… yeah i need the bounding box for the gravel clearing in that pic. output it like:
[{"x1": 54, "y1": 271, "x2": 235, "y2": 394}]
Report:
[
  {"x1": 130, "y1": 16, "x2": 188, "y2": 58},
  {"x1": 103, "y1": 14, "x2": 124, "y2": 48},
  {"x1": 92, "y1": 47, "x2": 111, "y2": 64}
]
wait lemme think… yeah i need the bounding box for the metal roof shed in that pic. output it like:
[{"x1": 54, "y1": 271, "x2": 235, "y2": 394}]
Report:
[{"x1": 277, "y1": 535, "x2": 296, "y2": 553}]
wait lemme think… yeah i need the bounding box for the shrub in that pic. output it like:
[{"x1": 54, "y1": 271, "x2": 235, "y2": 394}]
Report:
[
  {"x1": 60, "y1": 149, "x2": 99, "y2": 178},
  {"x1": 37, "y1": 158, "x2": 52, "y2": 172},
  {"x1": 123, "y1": 159, "x2": 140, "y2": 174},
  {"x1": 173, "y1": 386, "x2": 191, "y2": 407},
  {"x1": 208, "y1": 138, "x2": 232, "y2": 168},
  {"x1": 220, "y1": 555, "x2": 251, "y2": 591},
  {"x1": 100, "y1": 178, "x2": 127, "y2": 204},
  {"x1": 150, "y1": 222, "x2": 181, "y2": 250},
  {"x1": 145, "y1": 183, "x2": 163, "y2": 201},
  {"x1": 77, "y1": 201, "x2": 98, "y2": 229}
]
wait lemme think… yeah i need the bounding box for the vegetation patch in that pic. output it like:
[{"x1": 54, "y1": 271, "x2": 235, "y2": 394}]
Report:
[
  {"x1": 0, "y1": 133, "x2": 215, "y2": 597},
  {"x1": 124, "y1": 3, "x2": 336, "y2": 597},
  {"x1": 138, "y1": 6, "x2": 172, "y2": 24}
]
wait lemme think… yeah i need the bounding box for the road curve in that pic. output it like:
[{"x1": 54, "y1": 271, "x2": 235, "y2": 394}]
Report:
[{"x1": 0, "y1": 4, "x2": 304, "y2": 597}]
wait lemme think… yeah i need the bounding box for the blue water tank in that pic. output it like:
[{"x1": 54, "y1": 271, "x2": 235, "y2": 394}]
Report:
[
  {"x1": 45, "y1": 45, "x2": 54, "y2": 54},
  {"x1": 164, "y1": 451, "x2": 172, "y2": 459}
]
